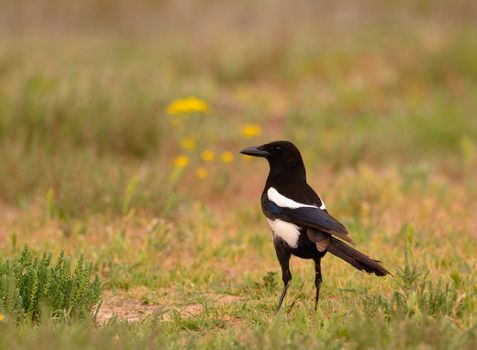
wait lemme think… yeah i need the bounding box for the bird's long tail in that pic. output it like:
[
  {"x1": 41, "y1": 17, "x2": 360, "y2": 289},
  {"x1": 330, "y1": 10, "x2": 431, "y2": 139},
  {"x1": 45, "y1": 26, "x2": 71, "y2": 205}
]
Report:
[{"x1": 327, "y1": 237, "x2": 390, "y2": 276}]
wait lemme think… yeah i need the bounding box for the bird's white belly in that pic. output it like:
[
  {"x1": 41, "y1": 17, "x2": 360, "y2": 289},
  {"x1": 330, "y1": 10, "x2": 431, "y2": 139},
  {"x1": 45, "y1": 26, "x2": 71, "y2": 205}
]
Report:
[{"x1": 266, "y1": 218, "x2": 301, "y2": 248}]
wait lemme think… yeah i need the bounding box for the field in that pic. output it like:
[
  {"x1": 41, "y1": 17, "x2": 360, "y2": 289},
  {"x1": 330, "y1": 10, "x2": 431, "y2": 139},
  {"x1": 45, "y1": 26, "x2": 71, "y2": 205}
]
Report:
[{"x1": 0, "y1": 0, "x2": 476, "y2": 348}]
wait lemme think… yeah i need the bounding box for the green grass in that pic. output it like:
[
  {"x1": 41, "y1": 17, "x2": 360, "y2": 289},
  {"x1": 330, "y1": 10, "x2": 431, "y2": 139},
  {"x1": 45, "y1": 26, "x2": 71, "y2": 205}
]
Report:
[{"x1": 0, "y1": 0, "x2": 477, "y2": 348}]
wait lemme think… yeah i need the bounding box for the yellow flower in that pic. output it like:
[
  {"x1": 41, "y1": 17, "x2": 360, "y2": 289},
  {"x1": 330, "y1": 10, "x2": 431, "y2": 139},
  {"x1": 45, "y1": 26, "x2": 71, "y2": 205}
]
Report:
[
  {"x1": 174, "y1": 155, "x2": 189, "y2": 168},
  {"x1": 181, "y1": 137, "x2": 196, "y2": 151},
  {"x1": 166, "y1": 97, "x2": 210, "y2": 115},
  {"x1": 0, "y1": 313, "x2": 4, "y2": 321},
  {"x1": 221, "y1": 151, "x2": 234, "y2": 163},
  {"x1": 201, "y1": 149, "x2": 215, "y2": 162},
  {"x1": 241, "y1": 124, "x2": 262, "y2": 138},
  {"x1": 195, "y1": 167, "x2": 208, "y2": 179}
]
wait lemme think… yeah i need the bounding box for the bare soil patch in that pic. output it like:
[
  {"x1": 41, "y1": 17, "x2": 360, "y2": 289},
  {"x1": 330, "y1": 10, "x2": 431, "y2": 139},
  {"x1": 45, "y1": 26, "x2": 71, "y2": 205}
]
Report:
[{"x1": 96, "y1": 290, "x2": 244, "y2": 324}]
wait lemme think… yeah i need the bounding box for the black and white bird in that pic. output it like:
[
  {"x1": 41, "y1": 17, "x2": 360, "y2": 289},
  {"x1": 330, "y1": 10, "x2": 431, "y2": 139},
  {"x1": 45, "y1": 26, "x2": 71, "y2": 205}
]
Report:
[{"x1": 240, "y1": 140, "x2": 389, "y2": 313}]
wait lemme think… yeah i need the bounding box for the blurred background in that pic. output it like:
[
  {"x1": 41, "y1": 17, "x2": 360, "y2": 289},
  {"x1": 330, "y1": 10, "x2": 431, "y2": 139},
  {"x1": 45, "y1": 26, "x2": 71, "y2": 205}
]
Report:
[{"x1": 0, "y1": 0, "x2": 476, "y2": 218}]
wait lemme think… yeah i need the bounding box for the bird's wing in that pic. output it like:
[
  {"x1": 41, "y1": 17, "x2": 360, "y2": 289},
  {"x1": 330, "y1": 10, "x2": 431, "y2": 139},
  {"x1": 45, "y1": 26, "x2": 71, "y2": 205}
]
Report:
[
  {"x1": 262, "y1": 191, "x2": 354, "y2": 244},
  {"x1": 280, "y1": 206, "x2": 354, "y2": 244},
  {"x1": 305, "y1": 228, "x2": 330, "y2": 252}
]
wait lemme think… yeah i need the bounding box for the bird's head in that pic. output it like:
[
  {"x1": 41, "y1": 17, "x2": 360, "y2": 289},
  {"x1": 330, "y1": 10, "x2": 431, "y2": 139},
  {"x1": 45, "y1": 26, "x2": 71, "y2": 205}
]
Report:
[{"x1": 240, "y1": 141, "x2": 305, "y2": 174}]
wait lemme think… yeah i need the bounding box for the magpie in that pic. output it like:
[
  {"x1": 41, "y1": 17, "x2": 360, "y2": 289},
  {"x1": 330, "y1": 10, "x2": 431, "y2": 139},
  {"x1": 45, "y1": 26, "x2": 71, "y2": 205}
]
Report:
[{"x1": 240, "y1": 140, "x2": 390, "y2": 313}]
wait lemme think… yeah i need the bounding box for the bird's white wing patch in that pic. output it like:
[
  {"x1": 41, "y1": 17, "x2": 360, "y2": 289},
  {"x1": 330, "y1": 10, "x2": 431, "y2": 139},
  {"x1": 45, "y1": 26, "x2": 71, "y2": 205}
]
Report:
[
  {"x1": 267, "y1": 187, "x2": 321, "y2": 209},
  {"x1": 318, "y1": 196, "x2": 326, "y2": 210},
  {"x1": 266, "y1": 218, "x2": 301, "y2": 248}
]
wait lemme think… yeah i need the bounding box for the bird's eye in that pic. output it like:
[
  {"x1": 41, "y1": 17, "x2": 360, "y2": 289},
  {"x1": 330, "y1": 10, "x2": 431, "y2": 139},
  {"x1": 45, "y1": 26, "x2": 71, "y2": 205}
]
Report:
[{"x1": 274, "y1": 146, "x2": 282, "y2": 151}]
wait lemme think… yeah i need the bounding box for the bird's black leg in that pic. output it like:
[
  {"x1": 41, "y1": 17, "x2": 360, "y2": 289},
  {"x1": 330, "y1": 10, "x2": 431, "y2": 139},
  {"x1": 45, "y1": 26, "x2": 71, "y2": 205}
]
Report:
[
  {"x1": 273, "y1": 239, "x2": 292, "y2": 315},
  {"x1": 313, "y1": 258, "x2": 323, "y2": 310}
]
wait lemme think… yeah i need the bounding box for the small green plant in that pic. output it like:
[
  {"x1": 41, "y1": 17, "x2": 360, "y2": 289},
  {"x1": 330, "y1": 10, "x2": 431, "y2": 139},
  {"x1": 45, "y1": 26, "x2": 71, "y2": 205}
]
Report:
[
  {"x1": 0, "y1": 246, "x2": 101, "y2": 323},
  {"x1": 251, "y1": 271, "x2": 279, "y2": 294},
  {"x1": 361, "y1": 226, "x2": 470, "y2": 320},
  {"x1": 262, "y1": 271, "x2": 279, "y2": 293}
]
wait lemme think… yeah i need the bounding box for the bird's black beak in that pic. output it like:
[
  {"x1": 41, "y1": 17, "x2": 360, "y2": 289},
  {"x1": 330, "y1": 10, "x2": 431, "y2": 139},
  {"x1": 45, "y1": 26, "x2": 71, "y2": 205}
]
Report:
[{"x1": 240, "y1": 145, "x2": 270, "y2": 158}]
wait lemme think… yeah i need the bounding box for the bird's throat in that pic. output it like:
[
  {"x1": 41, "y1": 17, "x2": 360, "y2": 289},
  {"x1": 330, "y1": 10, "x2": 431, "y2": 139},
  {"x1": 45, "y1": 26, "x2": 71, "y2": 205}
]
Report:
[{"x1": 265, "y1": 165, "x2": 306, "y2": 189}]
